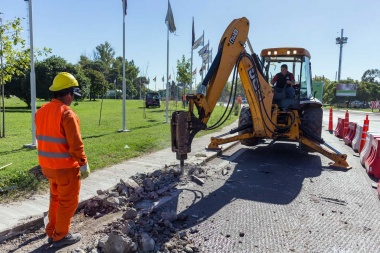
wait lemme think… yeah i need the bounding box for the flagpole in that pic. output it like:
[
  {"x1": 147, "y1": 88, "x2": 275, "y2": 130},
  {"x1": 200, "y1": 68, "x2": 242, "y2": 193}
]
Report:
[
  {"x1": 165, "y1": 12, "x2": 170, "y2": 123},
  {"x1": 118, "y1": 0, "x2": 130, "y2": 132},
  {"x1": 203, "y1": 30, "x2": 205, "y2": 47},
  {"x1": 207, "y1": 40, "x2": 210, "y2": 71},
  {"x1": 201, "y1": 69, "x2": 204, "y2": 83},
  {"x1": 190, "y1": 17, "x2": 194, "y2": 94},
  {"x1": 195, "y1": 71, "x2": 197, "y2": 92},
  {"x1": 201, "y1": 30, "x2": 205, "y2": 85}
]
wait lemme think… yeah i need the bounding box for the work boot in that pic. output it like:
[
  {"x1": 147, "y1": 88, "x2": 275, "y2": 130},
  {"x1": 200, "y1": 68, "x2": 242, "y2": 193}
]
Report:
[{"x1": 52, "y1": 233, "x2": 81, "y2": 248}]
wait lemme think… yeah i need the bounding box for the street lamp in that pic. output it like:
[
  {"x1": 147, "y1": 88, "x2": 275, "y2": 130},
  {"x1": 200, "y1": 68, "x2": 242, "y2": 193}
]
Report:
[
  {"x1": 336, "y1": 29, "x2": 348, "y2": 81},
  {"x1": 23, "y1": 0, "x2": 37, "y2": 148},
  {"x1": 114, "y1": 79, "x2": 116, "y2": 99}
]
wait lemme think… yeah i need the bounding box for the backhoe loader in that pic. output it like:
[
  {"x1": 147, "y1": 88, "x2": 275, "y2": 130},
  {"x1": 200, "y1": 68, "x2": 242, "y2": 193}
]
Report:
[{"x1": 171, "y1": 17, "x2": 350, "y2": 169}]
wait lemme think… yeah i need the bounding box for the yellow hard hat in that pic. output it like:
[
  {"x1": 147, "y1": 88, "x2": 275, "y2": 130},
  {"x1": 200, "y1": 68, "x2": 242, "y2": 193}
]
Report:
[{"x1": 49, "y1": 72, "x2": 79, "y2": 91}]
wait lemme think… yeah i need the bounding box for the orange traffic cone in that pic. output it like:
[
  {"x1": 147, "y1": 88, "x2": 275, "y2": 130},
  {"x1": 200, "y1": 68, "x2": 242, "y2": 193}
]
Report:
[
  {"x1": 343, "y1": 110, "x2": 349, "y2": 137},
  {"x1": 328, "y1": 107, "x2": 333, "y2": 132},
  {"x1": 359, "y1": 115, "x2": 369, "y2": 153}
]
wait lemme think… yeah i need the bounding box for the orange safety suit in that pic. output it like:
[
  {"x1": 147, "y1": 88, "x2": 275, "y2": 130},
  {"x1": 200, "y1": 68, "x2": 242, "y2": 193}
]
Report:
[{"x1": 35, "y1": 99, "x2": 87, "y2": 242}]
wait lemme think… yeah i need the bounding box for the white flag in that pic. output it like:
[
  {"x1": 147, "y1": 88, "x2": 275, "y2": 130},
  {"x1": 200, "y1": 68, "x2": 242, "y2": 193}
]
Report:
[
  {"x1": 192, "y1": 34, "x2": 204, "y2": 50},
  {"x1": 201, "y1": 52, "x2": 209, "y2": 62},
  {"x1": 198, "y1": 43, "x2": 209, "y2": 56}
]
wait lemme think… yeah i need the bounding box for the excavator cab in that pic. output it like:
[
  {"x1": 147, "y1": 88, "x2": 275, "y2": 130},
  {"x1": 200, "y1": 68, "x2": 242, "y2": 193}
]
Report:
[{"x1": 260, "y1": 48, "x2": 318, "y2": 110}]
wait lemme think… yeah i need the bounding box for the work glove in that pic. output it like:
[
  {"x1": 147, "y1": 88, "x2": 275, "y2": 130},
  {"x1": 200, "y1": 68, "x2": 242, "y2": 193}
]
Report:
[{"x1": 80, "y1": 163, "x2": 90, "y2": 180}]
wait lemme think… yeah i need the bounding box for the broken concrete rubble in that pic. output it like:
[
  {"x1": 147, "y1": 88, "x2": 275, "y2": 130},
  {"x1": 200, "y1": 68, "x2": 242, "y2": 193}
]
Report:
[
  {"x1": 101, "y1": 231, "x2": 135, "y2": 253},
  {"x1": 81, "y1": 164, "x2": 216, "y2": 252},
  {"x1": 123, "y1": 207, "x2": 138, "y2": 220},
  {"x1": 139, "y1": 232, "x2": 155, "y2": 252}
]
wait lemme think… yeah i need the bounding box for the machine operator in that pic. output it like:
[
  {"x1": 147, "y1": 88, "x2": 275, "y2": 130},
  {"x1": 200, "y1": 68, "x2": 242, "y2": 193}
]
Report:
[{"x1": 271, "y1": 64, "x2": 295, "y2": 99}]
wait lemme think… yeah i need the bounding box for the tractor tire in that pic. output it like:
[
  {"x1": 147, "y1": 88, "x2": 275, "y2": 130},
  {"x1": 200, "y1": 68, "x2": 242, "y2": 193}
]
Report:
[
  {"x1": 238, "y1": 106, "x2": 260, "y2": 146},
  {"x1": 300, "y1": 106, "x2": 323, "y2": 152}
]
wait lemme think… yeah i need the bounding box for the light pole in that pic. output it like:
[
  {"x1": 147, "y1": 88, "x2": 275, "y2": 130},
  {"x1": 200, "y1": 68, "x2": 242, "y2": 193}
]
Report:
[
  {"x1": 0, "y1": 13, "x2": 4, "y2": 138},
  {"x1": 114, "y1": 79, "x2": 116, "y2": 99},
  {"x1": 23, "y1": 0, "x2": 37, "y2": 148},
  {"x1": 336, "y1": 29, "x2": 348, "y2": 81},
  {"x1": 118, "y1": 0, "x2": 130, "y2": 132}
]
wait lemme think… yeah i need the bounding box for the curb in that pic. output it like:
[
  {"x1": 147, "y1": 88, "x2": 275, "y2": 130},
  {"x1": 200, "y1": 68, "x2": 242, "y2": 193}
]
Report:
[{"x1": 0, "y1": 140, "x2": 240, "y2": 242}]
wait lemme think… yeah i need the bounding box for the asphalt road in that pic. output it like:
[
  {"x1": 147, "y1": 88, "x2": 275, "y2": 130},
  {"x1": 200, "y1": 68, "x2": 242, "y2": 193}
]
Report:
[{"x1": 157, "y1": 109, "x2": 380, "y2": 253}]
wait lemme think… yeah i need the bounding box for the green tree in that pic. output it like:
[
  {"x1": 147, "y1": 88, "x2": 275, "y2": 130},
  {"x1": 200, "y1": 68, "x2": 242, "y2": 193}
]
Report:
[
  {"x1": 367, "y1": 82, "x2": 380, "y2": 101},
  {"x1": 361, "y1": 69, "x2": 380, "y2": 83},
  {"x1": 93, "y1": 41, "x2": 115, "y2": 68},
  {"x1": 34, "y1": 56, "x2": 78, "y2": 100},
  {"x1": 82, "y1": 53, "x2": 141, "y2": 99},
  {"x1": 177, "y1": 55, "x2": 191, "y2": 86},
  {"x1": 322, "y1": 81, "x2": 337, "y2": 105},
  {"x1": 85, "y1": 69, "x2": 107, "y2": 100},
  {"x1": 0, "y1": 17, "x2": 28, "y2": 85},
  {"x1": 356, "y1": 82, "x2": 371, "y2": 102},
  {"x1": 114, "y1": 57, "x2": 140, "y2": 99},
  {"x1": 78, "y1": 54, "x2": 92, "y2": 68},
  {"x1": 133, "y1": 76, "x2": 150, "y2": 100},
  {"x1": 7, "y1": 56, "x2": 88, "y2": 106},
  {"x1": 94, "y1": 41, "x2": 116, "y2": 84},
  {"x1": 0, "y1": 17, "x2": 29, "y2": 137}
]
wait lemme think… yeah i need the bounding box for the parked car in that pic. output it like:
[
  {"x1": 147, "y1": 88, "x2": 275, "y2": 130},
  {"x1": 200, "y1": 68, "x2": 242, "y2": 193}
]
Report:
[
  {"x1": 242, "y1": 97, "x2": 248, "y2": 103},
  {"x1": 145, "y1": 92, "x2": 160, "y2": 108},
  {"x1": 350, "y1": 100, "x2": 364, "y2": 108},
  {"x1": 105, "y1": 89, "x2": 122, "y2": 99}
]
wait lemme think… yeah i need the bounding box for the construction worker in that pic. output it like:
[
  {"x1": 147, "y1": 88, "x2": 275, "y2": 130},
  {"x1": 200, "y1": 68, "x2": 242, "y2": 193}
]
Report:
[
  {"x1": 182, "y1": 93, "x2": 186, "y2": 108},
  {"x1": 236, "y1": 95, "x2": 243, "y2": 107},
  {"x1": 35, "y1": 72, "x2": 90, "y2": 248}
]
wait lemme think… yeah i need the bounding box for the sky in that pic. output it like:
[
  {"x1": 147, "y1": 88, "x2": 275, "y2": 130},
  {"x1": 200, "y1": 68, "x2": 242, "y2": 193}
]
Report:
[{"x1": 2, "y1": 0, "x2": 380, "y2": 91}]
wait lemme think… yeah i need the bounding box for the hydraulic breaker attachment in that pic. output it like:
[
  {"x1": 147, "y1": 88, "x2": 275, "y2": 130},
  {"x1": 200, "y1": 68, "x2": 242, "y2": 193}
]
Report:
[{"x1": 171, "y1": 111, "x2": 206, "y2": 168}]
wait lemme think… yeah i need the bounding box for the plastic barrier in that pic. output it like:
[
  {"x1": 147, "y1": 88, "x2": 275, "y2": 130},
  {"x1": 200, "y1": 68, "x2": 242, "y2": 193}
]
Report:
[
  {"x1": 352, "y1": 125, "x2": 362, "y2": 152},
  {"x1": 359, "y1": 115, "x2": 370, "y2": 153},
  {"x1": 365, "y1": 138, "x2": 380, "y2": 178},
  {"x1": 370, "y1": 101, "x2": 380, "y2": 109},
  {"x1": 343, "y1": 110, "x2": 349, "y2": 136},
  {"x1": 343, "y1": 122, "x2": 357, "y2": 146},
  {"x1": 334, "y1": 118, "x2": 344, "y2": 138},
  {"x1": 328, "y1": 107, "x2": 333, "y2": 132},
  {"x1": 360, "y1": 133, "x2": 380, "y2": 166}
]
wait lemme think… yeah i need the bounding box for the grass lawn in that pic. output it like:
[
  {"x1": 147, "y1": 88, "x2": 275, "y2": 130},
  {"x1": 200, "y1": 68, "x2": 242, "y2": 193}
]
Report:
[
  {"x1": 323, "y1": 105, "x2": 380, "y2": 113},
  {"x1": 0, "y1": 97, "x2": 238, "y2": 201}
]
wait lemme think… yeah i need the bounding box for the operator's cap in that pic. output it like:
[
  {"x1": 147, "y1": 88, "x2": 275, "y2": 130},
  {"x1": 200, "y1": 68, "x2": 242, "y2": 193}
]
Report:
[{"x1": 73, "y1": 87, "x2": 82, "y2": 97}]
